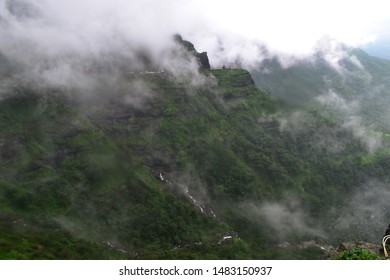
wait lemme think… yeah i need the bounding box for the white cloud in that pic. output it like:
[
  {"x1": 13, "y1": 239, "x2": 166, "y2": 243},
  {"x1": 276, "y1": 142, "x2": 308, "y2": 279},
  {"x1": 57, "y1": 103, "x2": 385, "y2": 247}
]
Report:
[
  {"x1": 343, "y1": 116, "x2": 383, "y2": 154},
  {"x1": 334, "y1": 181, "x2": 390, "y2": 242},
  {"x1": 241, "y1": 197, "x2": 326, "y2": 240},
  {"x1": 1, "y1": 0, "x2": 390, "y2": 75},
  {"x1": 190, "y1": 0, "x2": 390, "y2": 58},
  {"x1": 316, "y1": 90, "x2": 358, "y2": 112}
]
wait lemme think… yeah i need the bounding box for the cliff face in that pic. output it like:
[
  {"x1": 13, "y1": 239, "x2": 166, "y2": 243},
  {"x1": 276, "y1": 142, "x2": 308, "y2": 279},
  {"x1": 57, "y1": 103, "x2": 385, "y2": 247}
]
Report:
[
  {"x1": 174, "y1": 34, "x2": 210, "y2": 69},
  {"x1": 196, "y1": 52, "x2": 211, "y2": 69}
]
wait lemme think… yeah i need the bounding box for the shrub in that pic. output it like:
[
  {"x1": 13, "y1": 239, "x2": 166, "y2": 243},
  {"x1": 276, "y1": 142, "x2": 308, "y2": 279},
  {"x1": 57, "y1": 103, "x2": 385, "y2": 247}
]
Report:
[{"x1": 336, "y1": 248, "x2": 383, "y2": 260}]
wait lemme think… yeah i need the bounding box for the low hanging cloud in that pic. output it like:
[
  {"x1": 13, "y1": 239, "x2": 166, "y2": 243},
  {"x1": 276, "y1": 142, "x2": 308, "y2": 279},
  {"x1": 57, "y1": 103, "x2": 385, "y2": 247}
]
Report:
[
  {"x1": 0, "y1": 0, "x2": 213, "y2": 89},
  {"x1": 316, "y1": 90, "x2": 359, "y2": 112},
  {"x1": 278, "y1": 111, "x2": 311, "y2": 136},
  {"x1": 316, "y1": 90, "x2": 383, "y2": 153},
  {"x1": 332, "y1": 181, "x2": 390, "y2": 243},
  {"x1": 343, "y1": 116, "x2": 383, "y2": 154},
  {"x1": 1, "y1": 0, "x2": 390, "y2": 85},
  {"x1": 240, "y1": 196, "x2": 326, "y2": 241}
]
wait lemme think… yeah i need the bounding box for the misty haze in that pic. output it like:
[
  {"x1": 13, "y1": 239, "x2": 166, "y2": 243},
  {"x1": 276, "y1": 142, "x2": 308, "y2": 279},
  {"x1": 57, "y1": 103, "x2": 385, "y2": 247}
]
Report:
[{"x1": 1, "y1": 0, "x2": 390, "y2": 260}]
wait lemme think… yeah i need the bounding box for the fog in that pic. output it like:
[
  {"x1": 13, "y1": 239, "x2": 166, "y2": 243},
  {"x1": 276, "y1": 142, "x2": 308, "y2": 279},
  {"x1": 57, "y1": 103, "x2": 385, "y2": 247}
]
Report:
[
  {"x1": 240, "y1": 195, "x2": 326, "y2": 241},
  {"x1": 316, "y1": 90, "x2": 383, "y2": 153},
  {"x1": 2, "y1": 0, "x2": 390, "y2": 81},
  {"x1": 332, "y1": 181, "x2": 390, "y2": 243},
  {"x1": 2, "y1": 0, "x2": 390, "y2": 253}
]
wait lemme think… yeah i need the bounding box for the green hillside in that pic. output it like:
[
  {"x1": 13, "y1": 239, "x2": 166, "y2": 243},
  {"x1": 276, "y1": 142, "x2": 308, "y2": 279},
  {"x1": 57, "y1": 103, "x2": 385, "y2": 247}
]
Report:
[
  {"x1": 1, "y1": 39, "x2": 390, "y2": 259},
  {"x1": 252, "y1": 48, "x2": 390, "y2": 131}
]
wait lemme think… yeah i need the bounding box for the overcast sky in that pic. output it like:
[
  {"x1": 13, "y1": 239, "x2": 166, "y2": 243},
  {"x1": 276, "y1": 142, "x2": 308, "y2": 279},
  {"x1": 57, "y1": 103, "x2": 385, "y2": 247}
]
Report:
[
  {"x1": 190, "y1": 0, "x2": 390, "y2": 51},
  {"x1": 1, "y1": 0, "x2": 390, "y2": 68}
]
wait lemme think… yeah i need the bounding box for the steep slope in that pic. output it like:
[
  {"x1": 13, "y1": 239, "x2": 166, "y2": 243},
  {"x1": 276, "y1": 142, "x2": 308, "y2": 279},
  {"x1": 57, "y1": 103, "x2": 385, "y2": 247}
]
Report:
[
  {"x1": 0, "y1": 85, "x2": 238, "y2": 259},
  {"x1": 1, "y1": 39, "x2": 390, "y2": 259}
]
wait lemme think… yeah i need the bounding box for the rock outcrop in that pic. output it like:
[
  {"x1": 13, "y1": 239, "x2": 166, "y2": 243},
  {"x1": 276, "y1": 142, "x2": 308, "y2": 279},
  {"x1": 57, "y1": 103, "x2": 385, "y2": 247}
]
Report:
[
  {"x1": 196, "y1": 52, "x2": 210, "y2": 69},
  {"x1": 174, "y1": 34, "x2": 211, "y2": 69},
  {"x1": 326, "y1": 241, "x2": 385, "y2": 259}
]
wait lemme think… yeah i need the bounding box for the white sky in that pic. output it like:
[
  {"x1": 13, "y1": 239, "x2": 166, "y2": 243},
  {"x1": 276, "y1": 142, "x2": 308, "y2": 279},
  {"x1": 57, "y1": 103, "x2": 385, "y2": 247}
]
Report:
[
  {"x1": 2, "y1": 0, "x2": 390, "y2": 67},
  {"x1": 183, "y1": 0, "x2": 390, "y2": 54}
]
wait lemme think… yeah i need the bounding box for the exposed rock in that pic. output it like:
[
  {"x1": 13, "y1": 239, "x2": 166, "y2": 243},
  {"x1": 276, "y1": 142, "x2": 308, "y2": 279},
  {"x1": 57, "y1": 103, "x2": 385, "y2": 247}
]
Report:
[
  {"x1": 174, "y1": 34, "x2": 211, "y2": 69},
  {"x1": 217, "y1": 231, "x2": 239, "y2": 244},
  {"x1": 326, "y1": 241, "x2": 385, "y2": 259},
  {"x1": 196, "y1": 52, "x2": 210, "y2": 69}
]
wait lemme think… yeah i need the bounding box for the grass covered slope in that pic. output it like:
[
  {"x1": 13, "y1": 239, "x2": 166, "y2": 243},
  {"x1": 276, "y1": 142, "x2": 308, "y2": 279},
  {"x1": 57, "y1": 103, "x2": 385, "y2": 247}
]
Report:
[
  {"x1": 1, "y1": 67, "x2": 278, "y2": 259},
  {"x1": 0, "y1": 86, "x2": 231, "y2": 259},
  {"x1": 1, "y1": 41, "x2": 390, "y2": 259}
]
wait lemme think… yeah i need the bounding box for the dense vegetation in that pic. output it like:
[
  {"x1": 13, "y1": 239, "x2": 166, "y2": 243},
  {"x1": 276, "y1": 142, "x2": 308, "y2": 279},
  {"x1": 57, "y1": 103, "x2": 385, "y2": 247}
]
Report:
[
  {"x1": 336, "y1": 248, "x2": 383, "y2": 260},
  {"x1": 252, "y1": 47, "x2": 390, "y2": 132},
  {"x1": 1, "y1": 38, "x2": 390, "y2": 259}
]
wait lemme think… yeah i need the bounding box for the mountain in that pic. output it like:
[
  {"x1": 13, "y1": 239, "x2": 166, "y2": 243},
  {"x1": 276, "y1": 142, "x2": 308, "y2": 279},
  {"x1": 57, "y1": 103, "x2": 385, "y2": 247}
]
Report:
[
  {"x1": 252, "y1": 47, "x2": 390, "y2": 131},
  {"x1": 363, "y1": 39, "x2": 390, "y2": 61},
  {"x1": 1, "y1": 37, "x2": 390, "y2": 259},
  {"x1": 251, "y1": 46, "x2": 390, "y2": 246}
]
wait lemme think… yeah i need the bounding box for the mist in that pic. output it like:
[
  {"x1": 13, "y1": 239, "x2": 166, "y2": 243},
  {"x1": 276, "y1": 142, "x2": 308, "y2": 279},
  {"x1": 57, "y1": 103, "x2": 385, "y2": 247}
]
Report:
[
  {"x1": 332, "y1": 181, "x2": 390, "y2": 243},
  {"x1": 0, "y1": 0, "x2": 202, "y2": 90},
  {"x1": 240, "y1": 196, "x2": 326, "y2": 242},
  {"x1": 2, "y1": 0, "x2": 390, "y2": 240},
  {"x1": 316, "y1": 90, "x2": 383, "y2": 153},
  {"x1": 2, "y1": 0, "x2": 390, "y2": 85}
]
